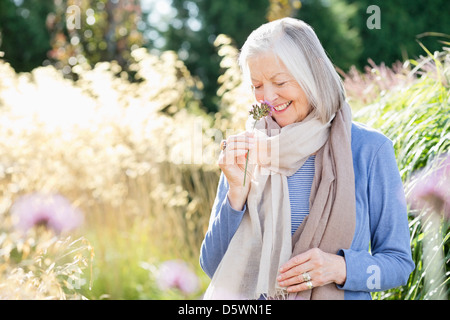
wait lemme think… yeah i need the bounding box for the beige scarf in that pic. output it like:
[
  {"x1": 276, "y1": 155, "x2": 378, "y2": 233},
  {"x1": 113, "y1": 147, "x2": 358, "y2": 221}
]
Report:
[{"x1": 204, "y1": 102, "x2": 355, "y2": 300}]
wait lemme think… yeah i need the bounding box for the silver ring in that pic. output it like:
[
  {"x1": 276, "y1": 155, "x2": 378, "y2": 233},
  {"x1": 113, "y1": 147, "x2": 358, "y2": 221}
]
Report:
[
  {"x1": 302, "y1": 272, "x2": 311, "y2": 282},
  {"x1": 220, "y1": 140, "x2": 227, "y2": 151},
  {"x1": 306, "y1": 281, "x2": 313, "y2": 290}
]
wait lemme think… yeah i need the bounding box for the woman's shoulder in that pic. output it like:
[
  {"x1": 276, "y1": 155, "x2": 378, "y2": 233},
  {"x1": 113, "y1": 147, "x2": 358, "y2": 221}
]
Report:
[
  {"x1": 350, "y1": 121, "x2": 394, "y2": 160},
  {"x1": 351, "y1": 121, "x2": 391, "y2": 148}
]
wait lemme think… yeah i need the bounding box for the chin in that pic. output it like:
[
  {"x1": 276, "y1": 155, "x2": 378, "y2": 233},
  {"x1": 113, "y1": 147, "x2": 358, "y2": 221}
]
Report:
[{"x1": 272, "y1": 117, "x2": 292, "y2": 128}]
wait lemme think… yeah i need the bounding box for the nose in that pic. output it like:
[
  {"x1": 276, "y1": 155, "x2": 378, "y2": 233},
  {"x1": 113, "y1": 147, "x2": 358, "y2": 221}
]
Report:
[{"x1": 262, "y1": 85, "x2": 278, "y2": 104}]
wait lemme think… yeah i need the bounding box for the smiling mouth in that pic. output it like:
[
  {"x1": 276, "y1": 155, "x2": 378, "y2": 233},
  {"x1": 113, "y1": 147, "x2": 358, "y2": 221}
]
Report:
[{"x1": 273, "y1": 101, "x2": 292, "y2": 112}]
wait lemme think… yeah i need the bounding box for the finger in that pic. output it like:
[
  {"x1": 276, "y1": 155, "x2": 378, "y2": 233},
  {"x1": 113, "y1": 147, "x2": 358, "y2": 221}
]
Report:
[
  {"x1": 285, "y1": 280, "x2": 315, "y2": 293},
  {"x1": 279, "y1": 251, "x2": 311, "y2": 273},
  {"x1": 226, "y1": 140, "x2": 255, "y2": 151},
  {"x1": 218, "y1": 149, "x2": 248, "y2": 165},
  {"x1": 227, "y1": 134, "x2": 255, "y2": 146},
  {"x1": 278, "y1": 270, "x2": 315, "y2": 288},
  {"x1": 278, "y1": 274, "x2": 304, "y2": 288},
  {"x1": 230, "y1": 130, "x2": 255, "y2": 140},
  {"x1": 277, "y1": 261, "x2": 314, "y2": 284}
]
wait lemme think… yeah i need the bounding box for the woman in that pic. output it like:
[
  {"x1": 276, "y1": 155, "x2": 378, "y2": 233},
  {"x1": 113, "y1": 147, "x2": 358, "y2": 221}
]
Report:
[{"x1": 200, "y1": 17, "x2": 414, "y2": 300}]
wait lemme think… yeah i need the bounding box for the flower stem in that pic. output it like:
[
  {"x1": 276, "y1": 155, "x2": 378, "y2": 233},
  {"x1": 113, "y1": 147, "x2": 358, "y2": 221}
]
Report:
[
  {"x1": 243, "y1": 152, "x2": 250, "y2": 187},
  {"x1": 243, "y1": 121, "x2": 257, "y2": 187}
]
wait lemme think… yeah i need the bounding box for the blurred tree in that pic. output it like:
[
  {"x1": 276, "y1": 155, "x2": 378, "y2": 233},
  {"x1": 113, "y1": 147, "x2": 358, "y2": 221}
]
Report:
[
  {"x1": 0, "y1": 0, "x2": 54, "y2": 72},
  {"x1": 3, "y1": 0, "x2": 449, "y2": 113},
  {"x1": 47, "y1": 0, "x2": 145, "y2": 77},
  {"x1": 267, "y1": 0, "x2": 301, "y2": 21},
  {"x1": 293, "y1": 0, "x2": 363, "y2": 71},
  {"x1": 347, "y1": 0, "x2": 450, "y2": 68},
  {"x1": 150, "y1": 0, "x2": 268, "y2": 113}
]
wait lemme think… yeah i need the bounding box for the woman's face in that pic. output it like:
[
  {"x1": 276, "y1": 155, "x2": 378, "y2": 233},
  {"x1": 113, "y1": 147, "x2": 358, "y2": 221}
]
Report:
[{"x1": 248, "y1": 52, "x2": 310, "y2": 128}]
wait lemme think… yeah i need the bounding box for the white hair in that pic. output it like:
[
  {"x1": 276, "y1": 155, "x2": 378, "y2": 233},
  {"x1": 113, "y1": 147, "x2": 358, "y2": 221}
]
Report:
[{"x1": 239, "y1": 17, "x2": 346, "y2": 124}]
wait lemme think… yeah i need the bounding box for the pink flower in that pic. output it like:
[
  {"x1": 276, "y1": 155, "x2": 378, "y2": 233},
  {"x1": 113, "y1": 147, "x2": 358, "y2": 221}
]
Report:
[
  {"x1": 408, "y1": 154, "x2": 450, "y2": 220},
  {"x1": 10, "y1": 192, "x2": 83, "y2": 234},
  {"x1": 156, "y1": 260, "x2": 199, "y2": 295}
]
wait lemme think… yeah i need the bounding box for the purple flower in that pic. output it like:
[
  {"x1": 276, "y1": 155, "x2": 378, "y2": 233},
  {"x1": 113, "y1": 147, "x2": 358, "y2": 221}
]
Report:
[
  {"x1": 260, "y1": 100, "x2": 275, "y2": 116},
  {"x1": 10, "y1": 192, "x2": 84, "y2": 234},
  {"x1": 248, "y1": 100, "x2": 274, "y2": 120},
  {"x1": 408, "y1": 154, "x2": 450, "y2": 220},
  {"x1": 156, "y1": 260, "x2": 199, "y2": 295}
]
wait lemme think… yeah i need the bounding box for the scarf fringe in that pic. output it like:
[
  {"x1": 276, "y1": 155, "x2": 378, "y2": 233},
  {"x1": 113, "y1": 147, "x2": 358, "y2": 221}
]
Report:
[{"x1": 259, "y1": 288, "x2": 292, "y2": 300}]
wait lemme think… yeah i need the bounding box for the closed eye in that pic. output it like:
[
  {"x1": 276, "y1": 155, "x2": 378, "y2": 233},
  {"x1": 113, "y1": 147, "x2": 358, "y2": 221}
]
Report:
[{"x1": 275, "y1": 82, "x2": 286, "y2": 87}]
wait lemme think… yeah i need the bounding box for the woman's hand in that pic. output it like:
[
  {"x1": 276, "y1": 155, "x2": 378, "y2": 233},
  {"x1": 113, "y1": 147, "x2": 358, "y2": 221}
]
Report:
[
  {"x1": 218, "y1": 131, "x2": 255, "y2": 211},
  {"x1": 277, "y1": 248, "x2": 347, "y2": 293}
]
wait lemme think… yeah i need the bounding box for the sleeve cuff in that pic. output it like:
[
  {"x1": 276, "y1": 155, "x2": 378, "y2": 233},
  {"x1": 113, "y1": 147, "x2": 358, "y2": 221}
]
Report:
[
  {"x1": 225, "y1": 195, "x2": 247, "y2": 215},
  {"x1": 336, "y1": 249, "x2": 347, "y2": 290},
  {"x1": 336, "y1": 248, "x2": 368, "y2": 292}
]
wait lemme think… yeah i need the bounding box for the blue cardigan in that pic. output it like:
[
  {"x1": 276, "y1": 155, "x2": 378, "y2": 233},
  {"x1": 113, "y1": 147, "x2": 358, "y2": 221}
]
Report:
[{"x1": 199, "y1": 122, "x2": 415, "y2": 300}]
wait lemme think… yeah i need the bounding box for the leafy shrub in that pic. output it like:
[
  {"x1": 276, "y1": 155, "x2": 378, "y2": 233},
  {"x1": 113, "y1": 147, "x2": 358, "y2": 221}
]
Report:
[{"x1": 353, "y1": 46, "x2": 450, "y2": 299}]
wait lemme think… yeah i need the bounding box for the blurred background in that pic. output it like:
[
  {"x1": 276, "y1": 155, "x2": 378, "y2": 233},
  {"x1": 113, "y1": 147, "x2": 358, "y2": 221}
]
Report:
[{"x1": 0, "y1": 0, "x2": 449, "y2": 300}]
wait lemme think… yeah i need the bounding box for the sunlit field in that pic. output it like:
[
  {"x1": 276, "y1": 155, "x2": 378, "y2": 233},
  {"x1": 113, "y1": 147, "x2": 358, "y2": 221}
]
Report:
[
  {"x1": 0, "y1": 34, "x2": 448, "y2": 299},
  {"x1": 0, "y1": 46, "x2": 223, "y2": 299}
]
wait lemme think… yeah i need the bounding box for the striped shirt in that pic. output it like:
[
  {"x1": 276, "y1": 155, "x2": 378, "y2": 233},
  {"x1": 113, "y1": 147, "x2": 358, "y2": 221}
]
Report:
[{"x1": 287, "y1": 155, "x2": 315, "y2": 235}]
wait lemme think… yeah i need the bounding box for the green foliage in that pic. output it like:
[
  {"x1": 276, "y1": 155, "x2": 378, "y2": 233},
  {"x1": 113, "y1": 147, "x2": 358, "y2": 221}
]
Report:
[
  {"x1": 347, "y1": 0, "x2": 450, "y2": 68},
  {"x1": 47, "y1": 0, "x2": 145, "y2": 78},
  {"x1": 354, "y1": 48, "x2": 450, "y2": 181},
  {"x1": 0, "y1": 226, "x2": 93, "y2": 299},
  {"x1": 0, "y1": 0, "x2": 54, "y2": 72},
  {"x1": 294, "y1": 0, "x2": 363, "y2": 71},
  {"x1": 2, "y1": 0, "x2": 450, "y2": 114},
  {"x1": 353, "y1": 47, "x2": 450, "y2": 299},
  {"x1": 157, "y1": 0, "x2": 268, "y2": 113}
]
